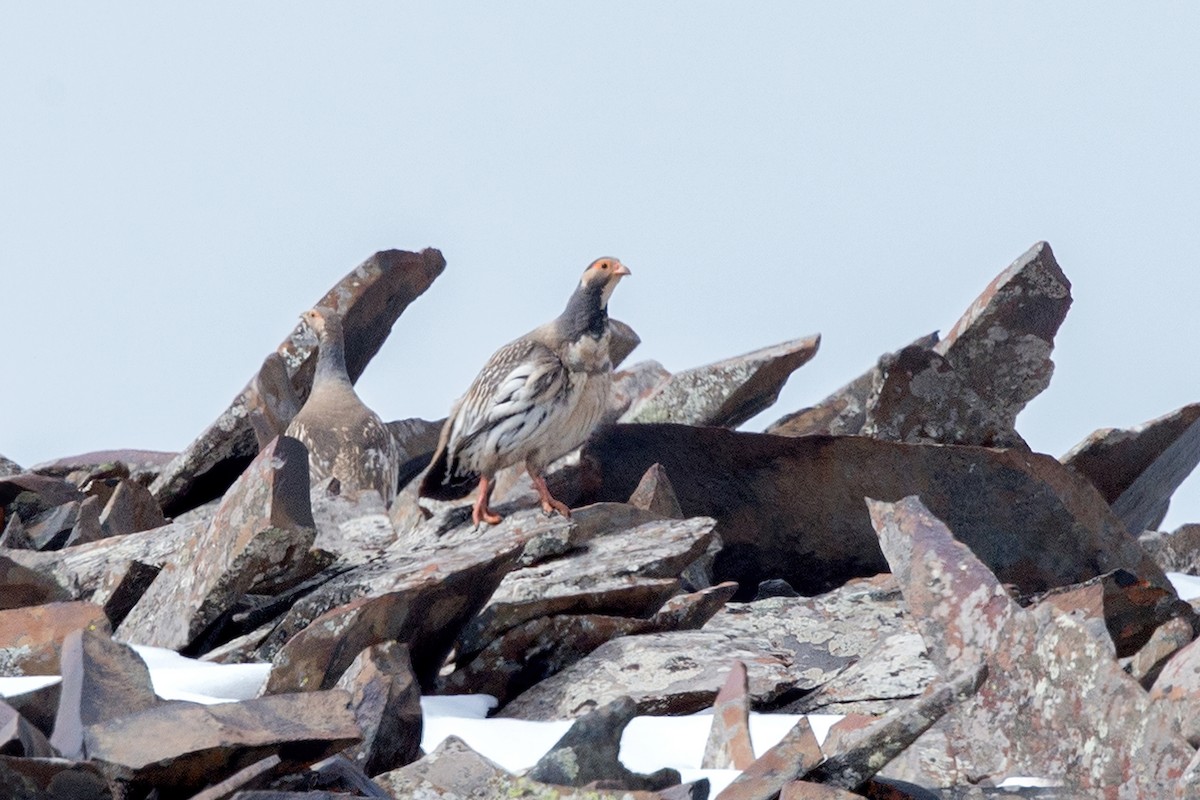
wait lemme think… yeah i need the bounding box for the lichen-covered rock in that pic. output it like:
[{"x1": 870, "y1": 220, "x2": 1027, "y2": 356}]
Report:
[{"x1": 0, "y1": 601, "x2": 110, "y2": 676}]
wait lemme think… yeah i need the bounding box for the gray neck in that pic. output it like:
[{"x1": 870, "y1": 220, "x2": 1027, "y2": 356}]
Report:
[
  {"x1": 314, "y1": 316, "x2": 351, "y2": 385},
  {"x1": 557, "y1": 280, "x2": 608, "y2": 341}
]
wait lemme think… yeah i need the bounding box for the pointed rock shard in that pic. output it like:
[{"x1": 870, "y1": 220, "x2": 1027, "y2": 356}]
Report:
[
  {"x1": 805, "y1": 666, "x2": 985, "y2": 790},
  {"x1": 151, "y1": 248, "x2": 446, "y2": 517},
  {"x1": 247, "y1": 352, "x2": 303, "y2": 449},
  {"x1": 97, "y1": 479, "x2": 167, "y2": 539},
  {"x1": 702, "y1": 660, "x2": 755, "y2": 770},
  {"x1": 50, "y1": 628, "x2": 159, "y2": 759},
  {"x1": 1127, "y1": 615, "x2": 1195, "y2": 689},
  {"x1": 0, "y1": 455, "x2": 22, "y2": 477},
  {"x1": 581, "y1": 424, "x2": 1170, "y2": 597},
  {"x1": 83, "y1": 690, "x2": 360, "y2": 794},
  {"x1": 529, "y1": 696, "x2": 680, "y2": 790},
  {"x1": 0, "y1": 553, "x2": 71, "y2": 609},
  {"x1": 0, "y1": 601, "x2": 110, "y2": 676},
  {"x1": 335, "y1": 641, "x2": 423, "y2": 776},
  {"x1": 117, "y1": 436, "x2": 320, "y2": 651},
  {"x1": 0, "y1": 699, "x2": 55, "y2": 758},
  {"x1": 1063, "y1": 402, "x2": 1200, "y2": 534},
  {"x1": 714, "y1": 716, "x2": 822, "y2": 800},
  {"x1": 609, "y1": 318, "x2": 641, "y2": 369},
  {"x1": 867, "y1": 496, "x2": 1194, "y2": 793},
  {"x1": 624, "y1": 335, "x2": 821, "y2": 428},
  {"x1": 766, "y1": 333, "x2": 939, "y2": 438},
  {"x1": 628, "y1": 463, "x2": 684, "y2": 519}
]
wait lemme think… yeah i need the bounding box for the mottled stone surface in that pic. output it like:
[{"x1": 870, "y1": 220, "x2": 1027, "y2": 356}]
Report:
[
  {"x1": 499, "y1": 630, "x2": 798, "y2": 720},
  {"x1": 580, "y1": 424, "x2": 1169, "y2": 598},
  {"x1": 529, "y1": 696, "x2": 679, "y2": 790},
  {"x1": 715, "y1": 717, "x2": 822, "y2": 800},
  {"x1": 628, "y1": 462, "x2": 685, "y2": 519},
  {"x1": 118, "y1": 436, "x2": 321, "y2": 651},
  {"x1": 442, "y1": 583, "x2": 737, "y2": 706},
  {"x1": 50, "y1": 628, "x2": 159, "y2": 759},
  {"x1": 1128, "y1": 614, "x2": 1196, "y2": 689},
  {"x1": 703, "y1": 660, "x2": 755, "y2": 770},
  {"x1": 1140, "y1": 524, "x2": 1200, "y2": 575},
  {"x1": 83, "y1": 690, "x2": 360, "y2": 792},
  {"x1": 335, "y1": 641, "x2": 422, "y2": 776},
  {"x1": 0, "y1": 602, "x2": 110, "y2": 676},
  {"x1": 607, "y1": 360, "x2": 672, "y2": 423},
  {"x1": 0, "y1": 756, "x2": 114, "y2": 800},
  {"x1": 766, "y1": 333, "x2": 939, "y2": 438},
  {"x1": 869, "y1": 496, "x2": 1193, "y2": 793},
  {"x1": 624, "y1": 335, "x2": 820, "y2": 428},
  {"x1": 458, "y1": 515, "x2": 716, "y2": 659},
  {"x1": 151, "y1": 248, "x2": 446, "y2": 517},
  {"x1": 1064, "y1": 402, "x2": 1200, "y2": 535},
  {"x1": 246, "y1": 352, "x2": 303, "y2": 449}
]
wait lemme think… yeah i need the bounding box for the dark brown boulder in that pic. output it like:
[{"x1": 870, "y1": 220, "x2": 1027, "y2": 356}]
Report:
[
  {"x1": 579, "y1": 424, "x2": 1167, "y2": 597},
  {"x1": 150, "y1": 248, "x2": 446, "y2": 517},
  {"x1": 0, "y1": 756, "x2": 114, "y2": 800},
  {"x1": 0, "y1": 553, "x2": 71, "y2": 609},
  {"x1": 335, "y1": 641, "x2": 422, "y2": 776}
]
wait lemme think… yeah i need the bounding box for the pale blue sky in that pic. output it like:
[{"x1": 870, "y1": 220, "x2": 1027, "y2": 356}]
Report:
[{"x1": 3, "y1": 5, "x2": 1198, "y2": 527}]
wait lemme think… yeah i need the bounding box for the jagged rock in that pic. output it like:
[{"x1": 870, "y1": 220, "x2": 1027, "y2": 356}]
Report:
[
  {"x1": 628, "y1": 463, "x2": 684, "y2": 518},
  {"x1": 457, "y1": 514, "x2": 717, "y2": 660},
  {"x1": 0, "y1": 473, "x2": 86, "y2": 511},
  {"x1": 335, "y1": 642, "x2": 422, "y2": 776},
  {"x1": 96, "y1": 479, "x2": 167, "y2": 538},
  {"x1": 1031, "y1": 568, "x2": 1196, "y2": 658},
  {"x1": 1126, "y1": 615, "x2": 1195, "y2": 689},
  {"x1": 714, "y1": 717, "x2": 822, "y2": 800},
  {"x1": 441, "y1": 583, "x2": 737, "y2": 706},
  {"x1": 868, "y1": 496, "x2": 1193, "y2": 793},
  {"x1": 24, "y1": 501, "x2": 82, "y2": 551},
  {"x1": 623, "y1": 335, "x2": 821, "y2": 428},
  {"x1": 498, "y1": 630, "x2": 797, "y2": 720},
  {"x1": 83, "y1": 690, "x2": 360, "y2": 793},
  {"x1": 2, "y1": 679, "x2": 59, "y2": 738},
  {"x1": 0, "y1": 512, "x2": 32, "y2": 549},
  {"x1": 261, "y1": 511, "x2": 542, "y2": 692},
  {"x1": 0, "y1": 455, "x2": 22, "y2": 477},
  {"x1": 0, "y1": 699, "x2": 55, "y2": 757},
  {"x1": 50, "y1": 628, "x2": 159, "y2": 759},
  {"x1": 1149, "y1": 634, "x2": 1200, "y2": 747},
  {"x1": 374, "y1": 735, "x2": 665, "y2": 800},
  {"x1": 0, "y1": 602, "x2": 109, "y2": 675},
  {"x1": 62, "y1": 496, "x2": 104, "y2": 547},
  {"x1": 705, "y1": 575, "x2": 934, "y2": 708},
  {"x1": 528, "y1": 696, "x2": 680, "y2": 790},
  {"x1": 1140, "y1": 524, "x2": 1200, "y2": 575},
  {"x1": 247, "y1": 352, "x2": 303, "y2": 449},
  {"x1": 580, "y1": 424, "x2": 1169, "y2": 598},
  {"x1": 31, "y1": 450, "x2": 175, "y2": 486},
  {"x1": 1063, "y1": 402, "x2": 1200, "y2": 534},
  {"x1": 0, "y1": 756, "x2": 114, "y2": 800},
  {"x1": 607, "y1": 360, "x2": 672, "y2": 423},
  {"x1": 609, "y1": 318, "x2": 641, "y2": 369},
  {"x1": 310, "y1": 491, "x2": 396, "y2": 566},
  {"x1": 0, "y1": 553, "x2": 71, "y2": 609},
  {"x1": 767, "y1": 333, "x2": 941, "y2": 440},
  {"x1": 118, "y1": 436, "x2": 323, "y2": 652},
  {"x1": 702, "y1": 660, "x2": 755, "y2": 770},
  {"x1": 806, "y1": 667, "x2": 985, "y2": 790},
  {"x1": 150, "y1": 248, "x2": 446, "y2": 517}
]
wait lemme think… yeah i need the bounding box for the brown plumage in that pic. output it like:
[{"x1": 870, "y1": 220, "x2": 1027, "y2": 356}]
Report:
[
  {"x1": 420, "y1": 257, "x2": 631, "y2": 525},
  {"x1": 285, "y1": 307, "x2": 398, "y2": 504}
]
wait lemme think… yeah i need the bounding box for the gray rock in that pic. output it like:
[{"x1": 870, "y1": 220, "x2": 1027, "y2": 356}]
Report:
[
  {"x1": 1140, "y1": 524, "x2": 1200, "y2": 576},
  {"x1": 335, "y1": 642, "x2": 422, "y2": 776},
  {"x1": 623, "y1": 335, "x2": 821, "y2": 428}
]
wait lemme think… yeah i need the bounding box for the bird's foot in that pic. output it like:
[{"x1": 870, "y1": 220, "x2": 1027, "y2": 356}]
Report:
[
  {"x1": 540, "y1": 497, "x2": 572, "y2": 518},
  {"x1": 472, "y1": 504, "x2": 503, "y2": 527}
]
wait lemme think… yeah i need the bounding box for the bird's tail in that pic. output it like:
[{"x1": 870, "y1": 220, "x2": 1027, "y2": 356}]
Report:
[{"x1": 418, "y1": 445, "x2": 479, "y2": 500}]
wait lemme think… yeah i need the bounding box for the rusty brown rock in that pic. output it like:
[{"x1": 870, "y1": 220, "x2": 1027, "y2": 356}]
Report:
[
  {"x1": 0, "y1": 756, "x2": 114, "y2": 800},
  {"x1": 1140, "y1": 524, "x2": 1200, "y2": 575},
  {"x1": 499, "y1": 630, "x2": 797, "y2": 720},
  {"x1": 0, "y1": 553, "x2": 71, "y2": 609},
  {"x1": 0, "y1": 601, "x2": 109, "y2": 675},
  {"x1": 766, "y1": 333, "x2": 939, "y2": 438},
  {"x1": 117, "y1": 436, "x2": 321, "y2": 651},
  {"x1": 457, "y1": 515, "x2": 716, "y2": 660},
  {"x1": 628, "y1": 462, "x2": 684, "y2": 519},
  {"x1": 262, "y1": 511, "x2": 538, "y2": 692},
  {"x1": 97, "y1": 479, "x2": 167, "y2": 538},
  {"x1": 1126, "y1": 614, "x2": 1196, "y2": 689},
  {"x1": 580, "y1": 424, "x2": 1169, "y2": 598},
  {"x1": 702, "y1": 660, "x2": 755, "y2": 770},
  {"x1": 0, "y1": 699, "x2": 55, "y2": 758},
  {"x1": 441, "y1": 583, "x2": 737, "y2": 706},
  {"x1": 335, "y1": 641, "x2": 422, "y2": 776},
  {"x1": 50, "y1": 628, "x2": 159, "y2": 759},
  {"x1": 623, "y1": 335, "x2": 821, "y2": 428},
  {"x1": 528, "y1": 696, "x2": 680, "y2": 790},
  {"x1": 1063, "y1": 402, "x2": 1200, "y2": 534},
  {"x1": 83, "y1": 690, "x2": 360, "y2": 793},
  {"x1": 1032, "y1": 568, "x2": 1196, "y2": 658},
  {"x1": 151, "y1": 248, "x2": 446, "y2": 517},
  {"x1": 715, "y1": 716, "x2": 823, "y2": 800},
  {"x1": 869, "y1": 495, "x2": 1194, "y2": 793}
]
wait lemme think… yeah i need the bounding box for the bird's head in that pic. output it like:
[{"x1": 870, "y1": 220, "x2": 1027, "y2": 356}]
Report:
[
  {"x1": 579, "y1": 257, "x2": 631, "y2": 307},
  {"x1": 300, "y1": 307, "x2": 330, "y2": 337}
]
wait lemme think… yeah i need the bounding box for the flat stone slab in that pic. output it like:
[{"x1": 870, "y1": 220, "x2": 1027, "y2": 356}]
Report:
[{"x1": 0, "y1": 601, "x2": 110, "y2": 676}]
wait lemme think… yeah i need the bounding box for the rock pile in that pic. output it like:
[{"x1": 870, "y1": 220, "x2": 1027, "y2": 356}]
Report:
[{"x1": 2, "y1": 242, "x2": 1200, "y2": 798}]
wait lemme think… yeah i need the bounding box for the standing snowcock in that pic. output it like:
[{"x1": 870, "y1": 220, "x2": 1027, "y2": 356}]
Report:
[{"x1": 420, "y1": 257, "x2": 632, "y2": 525}]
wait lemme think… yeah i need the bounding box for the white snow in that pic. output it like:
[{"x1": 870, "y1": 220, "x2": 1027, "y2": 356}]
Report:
[{"x1": 1168, "y1": 571, "x2": 1200, "y2": 601}]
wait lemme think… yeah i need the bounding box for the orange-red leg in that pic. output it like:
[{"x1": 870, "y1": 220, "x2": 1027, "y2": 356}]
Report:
[
  {"x1": 527, "y1": 461, "x2": 571, "y2": 518},
  {"x1": 472, "y1": 475, "x2": 502, "y2": 526}
]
